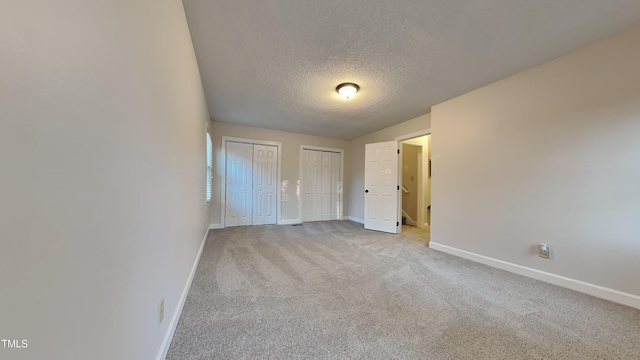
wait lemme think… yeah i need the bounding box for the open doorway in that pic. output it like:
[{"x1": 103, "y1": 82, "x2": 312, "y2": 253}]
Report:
[{"x1": 398, "y1": 133, "x2": 431, "y2": 241}]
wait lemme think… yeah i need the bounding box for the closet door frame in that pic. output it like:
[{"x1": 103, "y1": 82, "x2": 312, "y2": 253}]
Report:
[
  {"x1": 299, "y1": 145, "x2": 344, "y2": 223},
  {"x1": 221, "y1": 136, "x2": 282, "y2": 228}
]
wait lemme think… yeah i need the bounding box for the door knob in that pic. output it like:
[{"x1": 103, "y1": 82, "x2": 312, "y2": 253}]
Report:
[{"x1": 365, "y1": 189, "x2": 369, "y2": 193}]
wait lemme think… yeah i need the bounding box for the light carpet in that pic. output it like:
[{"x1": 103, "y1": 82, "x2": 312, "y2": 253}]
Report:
[{"x1": 167, "y1": 221, "x2": 640, "y2": 359}]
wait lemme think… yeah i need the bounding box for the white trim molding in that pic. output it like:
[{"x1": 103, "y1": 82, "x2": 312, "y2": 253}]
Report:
[
  {"x1": 156, "y1": 229, "x2": 209, "y2": 360},
  {"x1": 344, "y1": 216, "x2": 364, "y2": 224},
  {"x1": 395, "y1": 128, "x2": 431, "y2": 142},
  {"x1": 429, "y1": 242, "x2": 640, "y2": 310},
  {"x1": 209, "y1": 223, "x2": 223, "y2": 229},
  {"x1": 401, "y1": 210, "x2": 417, "y2": 226},
  {"x1": 279, "y1": 219, "x2": 302, "y2": 225}
]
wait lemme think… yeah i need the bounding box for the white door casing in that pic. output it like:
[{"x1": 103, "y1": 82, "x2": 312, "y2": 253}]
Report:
[
  {"x1": 364, "y1": 141, "x2": 399, "y2": 233},
  {"x1": 395, "y1": 129, "x2": 431, "y2": 233},
  {"x1": 225, "y1": 141, "x2": 253, "y2": 227},
  {"x1": 253, "y1": 144, "x2": 278, "y2": 225}
]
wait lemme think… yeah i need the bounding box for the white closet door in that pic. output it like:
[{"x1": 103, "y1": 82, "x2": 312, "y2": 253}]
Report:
[
  {"x1": 226, "y1": 142, "x2": 253, "y2": 227},
  {"x1": 253, "y1": 145, "x2": 278, "y2": 225},
  {"x1": 301, "y1": 150, "x2": 322, "y2": 221},
  {"x1": 301, "y1": 149, "x2": 342, "y2": 222},
  {"x1": 301, "y1": 150, "x2": 311, "y2": 221},
  {"x1": 321, "y1": 152, "x2": 332, "y2": 221},
  {"x1": 330, "y1": 152, "x2": 341, "y2": 220}
]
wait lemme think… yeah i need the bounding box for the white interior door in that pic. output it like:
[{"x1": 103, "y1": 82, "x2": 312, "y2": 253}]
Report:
[
  {"x1": 253, "y1": 145, "x2": 278, "y2": 225},
  {"x1": 225, "y1": 142, "x2": 253, "y2": 227},
  {"x1": 330, "y1": 152, "x2": 340, "y2": 220},
  {"x1": 301, "y1": 149, "x2": 322, "y2": 221},
  {"x1": 364, "y1": 141, "x2": 399, "y2": 233}
]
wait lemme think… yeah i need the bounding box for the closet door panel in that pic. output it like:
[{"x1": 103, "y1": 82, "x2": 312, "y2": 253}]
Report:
[
  {"x1": 301, "y1": 149, "x2": 341, "y2": 222},
  {"x1": 321, "y1": 152, "x2": 332, "y2": 221},
  {"x1": 253, "y1": 145, "x2": 278, "y2": 225},
  {"x1": 330, "y1": 152, "x2": 341, "y2": 220},
  {"x1": 225, "y1": 142, "x2": 253, "y2": 227},
  {"x1": 301, "y1": 150, "x2": 322, "y2": 221}
]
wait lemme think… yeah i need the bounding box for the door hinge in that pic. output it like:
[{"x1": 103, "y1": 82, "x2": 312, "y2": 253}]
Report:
[
  {"x1": 397, "y1": 149, "x2": 400, "y2": 154},
  {"x1": 396, "y1": 221, "x2": 399, "y2": 226},
  {"x1": 397, "y1": 185, "x2": 400, "y2": 190}
]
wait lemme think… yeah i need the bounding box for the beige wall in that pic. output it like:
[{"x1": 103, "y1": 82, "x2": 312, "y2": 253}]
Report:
[
  {"x1": 347, "y1": 113, "x2": 431, "y2": 221},
  {"x1": 0, "y1": 1, "x2": 211, "y2": 359},
  {"x1": 210, "y1": 121, "x2": 350, "y2": 225},
  {"x1": 401, "y1": 144, "x2": 420, "y2": 222},
  {"x1": 431, "y1": 25, "x2": 640, "y2": 298}
]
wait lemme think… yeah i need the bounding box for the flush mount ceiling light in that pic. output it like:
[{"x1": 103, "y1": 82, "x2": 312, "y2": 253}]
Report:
[{"x1": 336, "y1": 83, "x2": 360, "y2": 99}]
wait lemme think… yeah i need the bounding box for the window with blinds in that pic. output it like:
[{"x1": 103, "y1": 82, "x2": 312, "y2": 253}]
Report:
[{"x1": 206, "y1": 132, "x2": 213, "y2": 203}]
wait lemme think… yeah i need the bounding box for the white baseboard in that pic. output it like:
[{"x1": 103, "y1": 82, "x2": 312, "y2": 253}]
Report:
[
  {"x1": 429, "y1": 242, "x2": 640, "y2": 310},
  {"x1": 156, "y1": 229, "x2": 209, "y2": 360},
  {"x1": 343, "y1": 216, "x2": 364, "y2": 224},
  {"x1": 209, "y1": 223, "x2": 223, "y2": 229},
  {"x1": 279, "y1": 219, "x2": 302, "y2": 225}
]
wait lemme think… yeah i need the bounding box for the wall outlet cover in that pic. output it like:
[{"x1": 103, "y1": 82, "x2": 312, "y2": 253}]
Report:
[{"x1": 539, "y1": 243, "x2": 550, "y2": 259}]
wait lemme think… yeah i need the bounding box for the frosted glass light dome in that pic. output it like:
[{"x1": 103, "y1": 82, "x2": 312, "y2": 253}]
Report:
[{"x1": 336, "y1": 83, "x2": 360, "y2": 99}]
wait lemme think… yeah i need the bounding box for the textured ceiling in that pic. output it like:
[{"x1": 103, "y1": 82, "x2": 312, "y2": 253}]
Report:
[{"x1": 182, "y1": 0, "x2": 640, "y2": 139}]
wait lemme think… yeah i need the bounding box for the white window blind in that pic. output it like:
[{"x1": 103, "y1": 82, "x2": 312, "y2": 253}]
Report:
[{"x1": 206, "y1": 132, "x2": 213, "y2": 202}]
